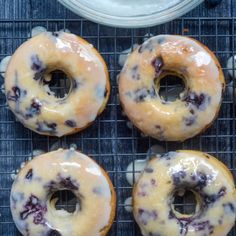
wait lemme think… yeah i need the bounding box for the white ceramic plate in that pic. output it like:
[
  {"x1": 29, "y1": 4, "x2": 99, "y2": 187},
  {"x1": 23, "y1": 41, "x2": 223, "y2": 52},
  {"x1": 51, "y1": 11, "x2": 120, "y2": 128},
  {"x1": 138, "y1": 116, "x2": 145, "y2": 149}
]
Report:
[{"x1": 58, "y1": 0, "x2": 203, "y2": 28}]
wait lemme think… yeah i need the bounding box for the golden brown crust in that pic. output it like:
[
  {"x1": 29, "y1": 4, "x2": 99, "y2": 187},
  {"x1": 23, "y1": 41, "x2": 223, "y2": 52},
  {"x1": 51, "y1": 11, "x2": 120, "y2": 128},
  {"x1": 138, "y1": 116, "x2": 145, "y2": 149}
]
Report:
[{"x1": 98, "y1": 165, "x2": 116, "y2": 236}]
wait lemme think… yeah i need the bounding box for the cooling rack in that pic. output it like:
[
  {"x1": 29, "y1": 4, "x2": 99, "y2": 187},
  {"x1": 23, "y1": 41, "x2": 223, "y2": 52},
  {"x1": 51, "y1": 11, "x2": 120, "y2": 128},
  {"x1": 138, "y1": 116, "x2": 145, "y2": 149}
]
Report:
[{"x1": 0, "y1": 0, "x2": 236, "y2": 235}]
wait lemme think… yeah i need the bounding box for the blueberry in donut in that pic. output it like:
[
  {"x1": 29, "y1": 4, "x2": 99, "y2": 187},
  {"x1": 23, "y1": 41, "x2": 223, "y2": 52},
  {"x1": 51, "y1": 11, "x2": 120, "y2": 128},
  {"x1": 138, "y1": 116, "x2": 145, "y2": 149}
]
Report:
[{"x1": 119, "y1": 35, "x2": 225, "y2": 141}]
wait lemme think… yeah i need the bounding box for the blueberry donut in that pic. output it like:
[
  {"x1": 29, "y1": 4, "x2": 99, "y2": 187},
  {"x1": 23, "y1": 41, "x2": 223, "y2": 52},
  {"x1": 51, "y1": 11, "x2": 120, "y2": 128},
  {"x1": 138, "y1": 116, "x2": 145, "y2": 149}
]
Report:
[
  {"x1": 133, "y1": 150, "x2": 236, "y2": 236},
  {"x1": 119, "y1": 35, "x2": 225, "y2": 141},
  {"x1": 5, "y1": 32, "x2": 110, "y2": 137},
  {"x1": 10, "y1": 149, "x2": 116, "y2": 236}
]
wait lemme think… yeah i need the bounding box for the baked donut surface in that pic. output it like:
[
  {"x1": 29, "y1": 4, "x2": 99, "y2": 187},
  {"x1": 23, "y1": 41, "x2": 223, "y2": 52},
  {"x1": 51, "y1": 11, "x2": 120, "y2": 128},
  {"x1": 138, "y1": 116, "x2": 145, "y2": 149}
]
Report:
[
  {"x1": 10, "y1": 149, "x2": 116, "y2": 236},
  {"x1": 133, "y1": 150, "x2": 236, "y2": 236},
  {"x1": 5, "y1": 31, "x2": 110, "y2": 137},
  {"x1": 119, "y1": 35, "x2": 225, "y2": 141}
]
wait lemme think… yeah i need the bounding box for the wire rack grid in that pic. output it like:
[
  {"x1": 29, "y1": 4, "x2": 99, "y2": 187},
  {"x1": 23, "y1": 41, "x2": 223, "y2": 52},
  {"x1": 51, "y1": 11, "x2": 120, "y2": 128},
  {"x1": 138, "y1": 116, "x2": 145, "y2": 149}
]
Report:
[{"x1": 0, "y1": 2, "x2": 236, "y2": 236}]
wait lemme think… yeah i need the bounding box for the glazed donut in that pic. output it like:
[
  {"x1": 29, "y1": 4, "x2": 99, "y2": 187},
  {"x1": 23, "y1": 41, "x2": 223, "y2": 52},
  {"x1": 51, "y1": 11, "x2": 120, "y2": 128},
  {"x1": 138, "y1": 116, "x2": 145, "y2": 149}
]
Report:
[
  {"x1": 5, "y1": 31, "x2": 110, "y2": 137},
  {"x1": 133, "y1": 150, "x2": 236, "y2": 236},
  {"x1": 10, "y1": 149, "x2": 116, "y2": 236},
  {"x1": 119, "y1": 35, "x2": 225, "y2": 141}
]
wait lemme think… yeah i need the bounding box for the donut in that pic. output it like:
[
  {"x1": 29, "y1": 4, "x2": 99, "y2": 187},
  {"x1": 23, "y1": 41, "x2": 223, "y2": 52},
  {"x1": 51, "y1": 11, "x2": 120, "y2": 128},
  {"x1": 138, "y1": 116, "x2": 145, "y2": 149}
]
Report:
[
  {"x1": 119, "y1": 35, "x2": 225, "y2": 141},
  {"x1": 133, "y1": 150, "x2": 236, "y2": 236},
  {"x1": 10, "y1": 149, "x2": 116, "y2": 236},
  {"x1": 5, "y1": 31, "x2": 110, "y2": 137}
]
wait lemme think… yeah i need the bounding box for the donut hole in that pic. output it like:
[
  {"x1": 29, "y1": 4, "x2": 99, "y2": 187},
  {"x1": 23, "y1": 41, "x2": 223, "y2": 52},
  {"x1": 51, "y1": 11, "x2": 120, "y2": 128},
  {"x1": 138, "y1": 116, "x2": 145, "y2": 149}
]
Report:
[
  {"x1": 43, "y1": 70, "x2": 71, "y2": 98},
  {"x1": 158, "y1": 74, "x2": 185, "y2": 102},
  {"x1": 50, "y1": 190, "x2": 79, "y2": 213},
  {"x1": 172, "y1": 189, "x2": 198, "y2": 216}
]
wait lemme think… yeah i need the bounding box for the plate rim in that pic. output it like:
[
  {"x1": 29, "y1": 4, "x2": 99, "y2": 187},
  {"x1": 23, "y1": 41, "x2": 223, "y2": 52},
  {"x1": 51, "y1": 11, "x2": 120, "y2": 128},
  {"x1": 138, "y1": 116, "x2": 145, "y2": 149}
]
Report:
[{"x1": 58, "y1": 0, "x2": 204, "y2": 28}]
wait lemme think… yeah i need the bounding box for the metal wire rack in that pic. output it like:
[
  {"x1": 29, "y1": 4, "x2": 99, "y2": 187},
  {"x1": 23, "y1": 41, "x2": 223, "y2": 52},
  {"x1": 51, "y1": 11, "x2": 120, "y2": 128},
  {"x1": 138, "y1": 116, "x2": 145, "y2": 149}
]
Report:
[{"x1": 0, "y1": 0, "x2": 236, "y2": 235}]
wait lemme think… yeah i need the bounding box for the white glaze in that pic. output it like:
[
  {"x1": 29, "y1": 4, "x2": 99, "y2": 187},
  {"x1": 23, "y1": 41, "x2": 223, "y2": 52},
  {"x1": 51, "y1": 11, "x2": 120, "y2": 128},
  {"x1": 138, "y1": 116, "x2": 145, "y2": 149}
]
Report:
[
  {"x1": 119, "y1": 35, "x2": 225, "y2": 141},
  {"x1": 5, "y1": 32, "x2": 110, "y2": 137},
  {"x1": 133, "y1": 150, "x2": 236, "y2": 236},
  {"x1": 126, "y1": 145, "x2": 165, "y2": 185},
  {"x1": 143, "y1": 33, "x2": 154, "y2": 42},
  {"x1": 10, "y1": 149, "x2": 115, "y2": 236},
  {"x1": 29, "y1": 26, "x2": 47, "y2": 37},
  {"x1": 0, "y1": 56, "x2": 11, "y2": 77},
  {"x1": 126, "y1": 159, "x2": 147, "y2": 185},
  {"x1": 118, "y1": 44, "x2": 138, "y2": 67},
  {"x1": 32, "y1": 149, "x2": 45, "y2": 157},
  {"x1": 227, "y1": 55, "x2": 236, "y2": 79},
  {"x1": 59, "y1": 28, "x2": 71, "y2": 33},
  {"x1": 124, "y1": 197, "x2": 133, "y2": 213},
  {"x1": 0, "y1": 83, "x2": 5, "y2": 95},
  {"x1": 11, "y1": 170, "x2": 18, "y2": 180}
]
